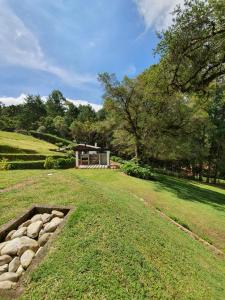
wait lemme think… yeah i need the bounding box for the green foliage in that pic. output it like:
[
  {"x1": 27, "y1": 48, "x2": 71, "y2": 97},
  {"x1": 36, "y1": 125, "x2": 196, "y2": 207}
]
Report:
[
  {"x1": 7, "y1": 160, "x2": 45, "y2": 170},
  {"x1": 0, "y1": 158, "x2": 10, "y2": 170},
  {"x1": 111, "y1": 155, "x2": 126, "y2": 164},
  {"x1": 0, "y1": 154, "x2": 63, "y2": 161},
  {"x1": 44, "y1": 157, "x2": 75, "y2": 169},
  {"x1": 121, "y1": 161, "x2": 156, "y2": 180}
]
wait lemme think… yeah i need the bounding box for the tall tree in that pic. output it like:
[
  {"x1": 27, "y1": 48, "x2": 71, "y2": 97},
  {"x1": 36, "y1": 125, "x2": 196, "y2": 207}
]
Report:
[{"x1": 46, "y1": 90, "x2": 66, "y2": 117}]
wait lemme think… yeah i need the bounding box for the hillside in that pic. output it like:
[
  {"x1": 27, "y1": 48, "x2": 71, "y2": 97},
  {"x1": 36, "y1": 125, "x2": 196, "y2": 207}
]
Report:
[{"x1": 0, "y1": 169, "x2": 225, "y2": 299}]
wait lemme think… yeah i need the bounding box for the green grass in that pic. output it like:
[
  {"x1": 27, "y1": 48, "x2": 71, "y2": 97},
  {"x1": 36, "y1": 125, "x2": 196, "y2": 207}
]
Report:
[
  {"x1": 0, "y1": 169, "x2": 225, "y2": 299},
  {"x1": 0, "y1": 131, "x2": 61, "y2": 155}
]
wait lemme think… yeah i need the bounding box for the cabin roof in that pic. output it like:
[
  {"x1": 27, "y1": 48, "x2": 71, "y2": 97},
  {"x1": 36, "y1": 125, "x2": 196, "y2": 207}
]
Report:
[{"x1": 72, "y1": 143, "x2": 101, "y2": 151}]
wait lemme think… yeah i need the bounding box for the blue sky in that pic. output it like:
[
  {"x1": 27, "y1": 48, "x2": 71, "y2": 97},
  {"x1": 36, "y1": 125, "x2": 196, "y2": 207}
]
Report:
[{"x1": 0, "y1": 0, "x2": 182, "y2": 108}]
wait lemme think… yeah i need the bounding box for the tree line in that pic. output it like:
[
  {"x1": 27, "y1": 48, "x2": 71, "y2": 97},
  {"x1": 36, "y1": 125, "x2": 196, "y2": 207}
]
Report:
[{"x1": 1, "y1": 0, "x2": 225, "y2": 182}]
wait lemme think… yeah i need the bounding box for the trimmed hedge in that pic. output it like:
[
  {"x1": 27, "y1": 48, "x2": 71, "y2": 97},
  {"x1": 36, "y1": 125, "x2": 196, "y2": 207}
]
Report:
[
  {"x1": 111, "y1": 156, "x2": 127, "y2": 164},
  {"x1": 7, "y1": 160, "x2": 45, "y2": 170},
  {"x1": 0, "y1": 154, "x2": 64, "y2": 161},
  {"x1": 44, "y1": 157, "x2": 75, "y2": 169},
  {"x1": 29, "y1": 131, "x2": 73, "y2": 146},
  {"x1": 121, "y1": 161, "x2": 156, "y2": 180}
]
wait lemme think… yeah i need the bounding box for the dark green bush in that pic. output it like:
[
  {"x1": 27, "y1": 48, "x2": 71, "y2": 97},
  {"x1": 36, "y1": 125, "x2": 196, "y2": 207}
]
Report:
[
  {"x1": 44, "y1": 157, "x2": 75, "y2": 169},
  {"x1": 121, "y1": 161, "x2": 156, "y2": 180},
  {"x1": 0, "y1": 154, "x2": 64, "y2": 161},
  {"x1": 111, "y1": 156, "x2": 126, "y2": 164},
  {"x1": 29, "y1": 131, "x2": 72, "y2": 146},
  {"x1": 7, "y1": 161, "x2": 45, "y2": 170}
]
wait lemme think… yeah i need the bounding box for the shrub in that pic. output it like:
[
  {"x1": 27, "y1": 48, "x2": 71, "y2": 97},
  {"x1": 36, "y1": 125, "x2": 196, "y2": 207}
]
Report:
[
  {"x1": 111, "y1": 156, "x2": 126, "y2": 164},
  {"x1": 44, "y1": 157, "x2": 75, "y2": 169},
  {"x1": 121, "y1": 161, "x2": 156, "y2": 180},
  {"x1": 44, "y1": 157, "x2": 55, "y2": 169},
  {"x1": 7, "y1": 161, "x2": 45, "y2": 170},
  {"x1": 0, "y1": 158, "x2": 11, "y2": 170},
  {"x1": 0, "y1": 154, "x2": 64, "y2": 161}
]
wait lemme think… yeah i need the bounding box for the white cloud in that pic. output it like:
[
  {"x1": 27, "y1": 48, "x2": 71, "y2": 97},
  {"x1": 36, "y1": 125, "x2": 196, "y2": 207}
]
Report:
[
  {"x1": 0, "y1": 0, "x2": 96, "y2": 87},
  {"x1": 0, "y1": 94, "x2": 102, "y2": 111},
  {"x1": 134, "y1": 0, "x2": 183, "y2": 30}
]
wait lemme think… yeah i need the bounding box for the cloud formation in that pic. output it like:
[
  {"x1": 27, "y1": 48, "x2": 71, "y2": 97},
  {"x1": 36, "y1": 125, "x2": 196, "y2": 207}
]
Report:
[
  {"x1": 0, "y1": 94, "x2": 102, "y2": 111},
  {"x1": 0, "y1": 0, "x2": 96, "y2": 87},
  {"x1": 134, "y1": 0, "x2": 183, "y2": 30}
]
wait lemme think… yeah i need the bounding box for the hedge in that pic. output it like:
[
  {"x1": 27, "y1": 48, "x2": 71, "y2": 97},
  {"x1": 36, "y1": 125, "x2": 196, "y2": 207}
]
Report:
[
  {"x1": 0, "y1": 154, "x2": 64, "y2": 161},
  {"x1": 121, "y1": 161, "x2": 156, "y2": 180},
  {"x1": 7, "y1": 160, "x2": 45, "y2": 170},
  {"x1": 29, "y1": 131, "x2": 73, "y2": 146},
  {"x1": 44, "y1": 157, "x2": 75, "y2": 169}
]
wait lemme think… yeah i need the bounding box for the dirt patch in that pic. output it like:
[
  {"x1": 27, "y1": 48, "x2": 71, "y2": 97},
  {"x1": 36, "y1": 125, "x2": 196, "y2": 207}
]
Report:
[{"x1": 0, "y1": 180, "x2": 34, "y2": 194}]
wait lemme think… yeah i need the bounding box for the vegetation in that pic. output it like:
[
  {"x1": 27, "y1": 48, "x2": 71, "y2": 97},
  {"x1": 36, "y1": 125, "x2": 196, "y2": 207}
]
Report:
[
  {"x1": 0, "y1": 169, "x2": 224, "y2": 299},
  {"x1": 121, "y1": 161, "x2": 155, "y2": 180},
  {"x1": 1, "y1": 1, "x2": 225, "y2": 183}
]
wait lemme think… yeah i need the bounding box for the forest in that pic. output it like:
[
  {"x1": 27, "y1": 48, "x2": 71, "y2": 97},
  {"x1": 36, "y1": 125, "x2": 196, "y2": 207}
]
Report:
[{"x1": 1, "y1": 0, "x2": 225, "y2": 182}]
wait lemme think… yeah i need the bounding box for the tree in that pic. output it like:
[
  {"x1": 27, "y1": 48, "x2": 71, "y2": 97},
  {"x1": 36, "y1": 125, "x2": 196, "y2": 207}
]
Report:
[
  {"x1": 46, "y1": 90, "x2": 66, "y2": 117},
  {"x1": 64, "y1": 101, "x2": 79, "y2": 125},
  {"x1": 156, "y1": 0, "x2": 225, "y2": 93},
  {"x1": 53, "y1": 116, "x2": 68, "y2": 137},
  {"x1": 77, "y1": 105, "x2": 96, "y2": 122}
]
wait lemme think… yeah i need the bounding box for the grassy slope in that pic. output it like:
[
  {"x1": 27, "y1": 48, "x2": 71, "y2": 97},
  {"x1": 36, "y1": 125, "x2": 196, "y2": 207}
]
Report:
[
  {"x1": 0, "y1": 131, "x2": 60, "y2": 155},
  {"x1": 0, "y1": 170, "x2": 225, "y2": 299}
]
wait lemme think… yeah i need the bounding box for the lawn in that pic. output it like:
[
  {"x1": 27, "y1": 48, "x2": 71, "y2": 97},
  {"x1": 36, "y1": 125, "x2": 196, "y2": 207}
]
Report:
[
  {"x1": 0, "y1": 169, "x2": 225, "y2": 299},
  {"x1": 0, "y1": 131, "x2": 60, "y2": 155}
]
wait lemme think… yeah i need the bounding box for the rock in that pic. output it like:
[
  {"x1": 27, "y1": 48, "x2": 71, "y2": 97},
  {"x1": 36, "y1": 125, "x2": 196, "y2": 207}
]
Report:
[
  {"x1": 5, "y1": 230, "x2": 16, "y2": 241},
  {"x1": 38, "y1": 229, "x2": 44, "y2": 238},
  {"x1": 17, "y1": 237, "x2": 39, "y2": 256},
  {"x1": 27, "y1": 221, "x2": 43, "y2": 239},
  {"x1": 51, "y1": 210, "x2": 64, "y2": 218},
  {"x1": 44, "y1": 217, "x2": 62, "y2": 233},
  {"x1": 1, "y1": 238, "x2": 21, "y2": 256},
  {"x1": 38, "y1": 233, "x2": 52, "y2": 247},
  {"x1": 0, "y1": 272, "x2": 19, "y2": 282},
  {"x1": 16, "y1": 265, "x2": 24, "y2": 276},
  {"x1": 0, "y1": 280, "x2": 16, "y2": 290},
  {"x1": 41, "y1": 213, "x2": 52, "y2": 224},
  {"x1": 8, "y1": 257, "x2": 20, "y2": 273},
  {"x1": 0, "y1": 264, "x2": 8, "y2": 275},
  {"x1": 31, "y1": 214, "x2": 42, "y2": 222},
  {"x1": 0, "y1": 242, "x2": 8, "y2": 252},
  {"x1": 1, "y1": 237, "x2": 38, "y2": 257},
  {"x1": 0, "y1": 255, "x2": 12, "y2": 266},
  {"x1": 11, "y1": 227, "x2": 27, "y2": 239},
  {"x1": 20, "y1": 250, "x2": 35, "y2": 269},
  {"x1": 19, "y1": 219, "x2": 31, "y2": 229},
  {"x1": 35, "y1": 247, "x2": 43, "y2": 257}
]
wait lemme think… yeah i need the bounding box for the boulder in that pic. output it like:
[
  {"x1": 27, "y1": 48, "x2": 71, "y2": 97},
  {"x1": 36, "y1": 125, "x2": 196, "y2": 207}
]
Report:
[
  {"x1": 0, "y1": 280, "x2": 16, "y2": 290},
  {"x1": 5, "y1": 230, "x2": 16, "y2": 241},
  {"x1": 17, "y1": 237, "x2": 39, "y2": 256},
  {"x1": 19, "y1": 219, "x2": 31, "y2": 229},
  {"x1": 31, "y1": 214, "x2": 42, "y2": 222},
  {"x1": 0, "y1": 255, "x2": 12, "y2": 266},
  {"x1": 51, "y1": 210, "x2": 64, "y2": 218},
  {"x1": 1, "y1": 238, "x2": 21, "y2": 256},
  {"x1": 38, "y1": 229, "x2": 44, "y2": 238},
  {"x1": 41, "y1": 213, "x2": 52, "y2": 224},
  {"x1": 8, "y1": 257, "x2": 20, "y2": 273},
  {"x1": 38, "y1": 233, "x2": 52, "y2": 247},
  {"x1": 1, "y1": 237, "x2": 38, "y2": 257},
  {"x1": 20, "y1": 250, "x2": 35, "y2": 269},
  {"x1": 44, "y1": 217, "x2": 62, "y2": 233},
  {"x1": 0, "y1": 272, "x2": 19, "y2": 282},
  {"x1": 0, "y1": 264, "x2": 8, "y2": 275},
  {"x1": 27, "y1": 221, "x2": 43, "y2": 239},
  {"x1": 35, "y1": 247, "x2": 43, "y2": 257},
  {"x1": 16, "y1": 265, "x2": 24, "y2": 276},
  {"x1": 0, "y1": 242, "x2": 8, "y2": 252},
  {"x1": 11, "y1": 227, "x2": 27, "y2": 239}
]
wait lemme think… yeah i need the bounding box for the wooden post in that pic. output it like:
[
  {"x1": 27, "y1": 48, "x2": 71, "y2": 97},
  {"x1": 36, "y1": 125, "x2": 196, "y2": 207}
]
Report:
[
  {"x1": 75, "y1": 151, "x2": 79, "y2": 168},
  {"x1": 107, "y1": 151, "x2": 110, "y2": 167}
]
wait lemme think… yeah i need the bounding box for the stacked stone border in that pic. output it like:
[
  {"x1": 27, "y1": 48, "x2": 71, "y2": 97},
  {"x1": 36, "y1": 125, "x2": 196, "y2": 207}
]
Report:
[{"x1": 0, "y1": 204, "x2": 74, "y2": 299}]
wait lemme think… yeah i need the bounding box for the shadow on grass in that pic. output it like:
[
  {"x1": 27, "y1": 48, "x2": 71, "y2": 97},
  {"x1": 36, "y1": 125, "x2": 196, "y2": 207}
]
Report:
[{"x1": 155, "y1": 175, "x2": 225, "y2": 211}]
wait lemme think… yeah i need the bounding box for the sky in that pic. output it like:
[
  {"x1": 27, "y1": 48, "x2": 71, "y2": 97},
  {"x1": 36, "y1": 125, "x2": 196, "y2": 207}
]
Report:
[{"x1": 0, "y1": 0, "x2": 183, "y2": 109}]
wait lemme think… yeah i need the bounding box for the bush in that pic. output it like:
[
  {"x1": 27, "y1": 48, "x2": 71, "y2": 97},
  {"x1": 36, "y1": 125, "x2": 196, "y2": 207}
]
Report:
[
  {"x1": 44, "y1": 157, "x2": 75, "y2": 169},
  {"x1": 0, "y1": 154, "x2": 64, "y2": 161},
  {"x1": 111, "y1": 156, "x2": 126, "y2": 164},
  {"x1": 7, "y1": 161, "x2": 45, "y2": 170},
  {"x1": 0, "y1": 158, "x2": 11, "y2": 170},
  {"x1": 121, "y1": 161, "x2": 156, "y2": 180},
  {"x1": 29, "y1": 131, "x2": 72, "y2": 146}
]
